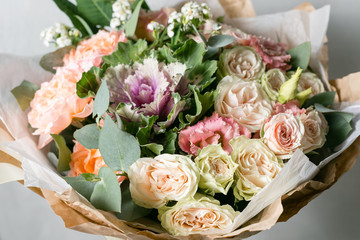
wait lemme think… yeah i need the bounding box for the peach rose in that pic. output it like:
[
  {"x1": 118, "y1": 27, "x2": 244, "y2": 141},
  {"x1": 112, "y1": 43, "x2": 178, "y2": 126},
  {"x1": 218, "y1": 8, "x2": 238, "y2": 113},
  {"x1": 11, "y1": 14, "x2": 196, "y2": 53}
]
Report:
[
  {"x1": 68, "y1": 141, "x2": 106, "y2": 177},
  {"x1": 28, "y1": 76, "x2": 93, "y2": 148},
  {"x1": 230, "y1": 136, "x2": 283, "y2": 200},
  {"x1": 300, "y1": 109, "x2": 328, "y2": 153},
  {"x1": 215, "y1": 76, "x2": 273, "y2": 132},
  {"x1": 262, "y1": 113, "x2": 305, "y2": 159},
  {"x1": 127, "y1": 154, "x2": 199, "y2": 209}
]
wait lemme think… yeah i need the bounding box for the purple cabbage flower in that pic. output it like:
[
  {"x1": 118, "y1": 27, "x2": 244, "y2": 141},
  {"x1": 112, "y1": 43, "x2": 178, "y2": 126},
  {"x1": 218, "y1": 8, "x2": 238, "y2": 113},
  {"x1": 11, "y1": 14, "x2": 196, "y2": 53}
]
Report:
[{"x1": 105, "y1": 58, "x2": 186, "y2": 124}]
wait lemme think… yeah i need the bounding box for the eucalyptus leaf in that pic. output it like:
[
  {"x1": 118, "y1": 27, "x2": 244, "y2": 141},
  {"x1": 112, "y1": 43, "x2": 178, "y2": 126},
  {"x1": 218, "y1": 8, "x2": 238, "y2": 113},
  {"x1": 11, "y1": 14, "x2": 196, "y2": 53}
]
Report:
[
  {"x1": 99, "y1": 115, "x2": 141, "y2": 171},
  {"x1": 325, "y1": 113, "x2": 354, "y2": 148},
  {"x1": 39, "y1": 45, "x2": 74, "y2": 73},
  {"x1": 125, "y1": 0, "x2": 143, "y2": 37},
  {"x1": 93, "y1": 80, "x2": 110, "y2": 121},
  {"x1": 102, "y1": 40, "x2": 148, "y2": 66},
  {"x1": 115, "y1": 180, "x2": 151, "y2": 221},
  {"x1": 64, "y1": 175, "x2": 97, "y2": 201},
  {"x1": 303, "y1": 91, "x2": 336, "y2": 108},
  {"x1": 11, "y1": 80, "x2": 39, "y2": 111},
  {"x1": 73, "y1": 123, "x2": 100, "y2": 149},
  {"x1": 90, "y1": 167, "x2": 121, "y2": 212},
  {"x1": 174, "y1": 39, "x2": 206, "y2": 68},
  {"x1": 51, "y1": 134, "x2": 71, "y2": 172},
  {"x1": 207, "y1": 35, "x2": 235, "y2": 48},
  {"x1": 76, "y1": 67, "x2": 101, "y2": 98},
  {"x1": 287, "y1": 42, "x2": 311, "y2": 70},
  {"x1": 76, "y1": 0, "x2": 113, "y2": 27}
]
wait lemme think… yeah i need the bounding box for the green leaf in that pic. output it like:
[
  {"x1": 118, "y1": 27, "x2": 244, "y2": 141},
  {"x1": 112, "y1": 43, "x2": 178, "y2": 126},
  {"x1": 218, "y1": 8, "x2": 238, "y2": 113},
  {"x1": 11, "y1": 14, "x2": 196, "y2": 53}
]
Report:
[
  {"x1": 93, "y1": 80, "x2": 110, "y2": 121},
  {"x1": 90, "y1": 167, "x2": 121, "y2": 212},
  {"x1": 74, "y1": 15, "x2": 94, "y2": 36},
  {"x1": 278, "y1": 67, "x2": 302, "y2": 104},
  {"x1": 73, "y1": 123, "x2": 100, "y2": 149},
  {"x1": 325, "y1": 113, "x2": 354, "y2": 148},
  {"x1": 303, "y1": 91, "x2": 336, "y2": 108},
  {"x1": 185, "y1": 86, "x2": 217, "y2": 124},
  {"x1": 314, "y1": 104, "x2": 354, "y2": 123},
  {"x1": 287, "y1": 42, "x2": 311, "y2": 70},
  {"x1": 76, "y1": 67, "x2": 101, "y2": 98},
  {"x1": 296, "y1": 87, "x2": 312, "y2": 106},
  {"x1": 76, "y1": 0, "x2": 113, "y2": 27},
  {"x1": 80, "y1": 173, "x2": 99, "y2": 182},
  {"x1": 136, "y1": 115, "x2": 158, "y2": 145},
  {"x1": 174, "y1": 39, "x2": 206, "y2": 68},
  {"x1": 162, "y1": 129, "x2": 178, "y2": 154},
  {"x1": 207, "y1": 35, "x2": 235, "y2": 48},
  {"x1": 64, "y1": 175, "x2": 97, "y2": 201},
  {"x1": 39, "y1": 45, "x2": 74, "y2": 73},
  {"x1": 53, "y1": 0, "x2": 96, "y2": 37},
  {"x1": 102, "y1": 40, "x2": 148, "y2": 66},
  {"x1": 157, "y1": 46, "x2": 176, "y2": 63},
  {"x1": 99, "y1": 115, "x2": 141, "y2": 171},
  {"x1": 142, "y1": 143, "x2": 164, "y2": 155},
  {"x1": 51, "y1": 134, "x2": 71, "y2": 172},
  {"x1": 115, "y1": 180, "x2": 151, "y2": 221},
  {"x1": 11, "y1": 80, "x2": 39, "y2": 111},
  {"x1": 125, "y1": 0, "x2": 143, "y2": 37},
  {"x1": 186, "y1": 61, "x2": 217, "y2": 90}
]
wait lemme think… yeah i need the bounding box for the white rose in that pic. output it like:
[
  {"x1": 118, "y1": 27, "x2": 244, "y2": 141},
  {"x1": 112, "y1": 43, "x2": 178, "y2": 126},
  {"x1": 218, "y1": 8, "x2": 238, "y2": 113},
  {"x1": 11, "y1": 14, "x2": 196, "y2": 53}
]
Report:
[
  {"x1": 296, "y1": 72, "x2": 326, "y2": 97},
  {"x1": 260, "y1": 69, "x2": 287, "y2": 101},
  {"x1": 300, "y1": 109, "x2": 328, "y2": 153},
  {"x1": 195, "y1": 144, "x2": 238, "y2": 195},
  {"x1": 215, "y1": 76, "x2": 273, "y2": 132},
  {"x1": 127, "y1": 154, "x2": 199, "y2": 209},
  {"x1": 262, "y1": 113, "x2": 305, "y2": 159},
  {"x1": 230, "y1": 136, "x2": 283, "y2": 201},
  {"x1": 219, "y1": 46, "x2": 265, "y2": 80},
  {"x1": 159, "y1": 194, "x2": 239, "y2": 236}
]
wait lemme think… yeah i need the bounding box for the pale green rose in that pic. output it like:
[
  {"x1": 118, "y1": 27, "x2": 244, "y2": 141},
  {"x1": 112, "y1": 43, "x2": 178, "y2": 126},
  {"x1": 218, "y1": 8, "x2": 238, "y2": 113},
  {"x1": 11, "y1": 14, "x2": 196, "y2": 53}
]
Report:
[
  {"x1": 158, "y1": 193, "x2": 239, "y2": 236},
  {"x1": 230, "y1": 136, "x2": 283, "y2": 201},
  {"x1": 219, "y1": 46, "x2": 265, "y2": 81},
  {"x1": 260, "y1": 69, "x2": 287, "y2": 101},
  {"x1": 195, "y1": 144, "x2": 238, "y2": 195},
  {"x1": 128, "y1": 154, "x2": 199, "y2": 209}
]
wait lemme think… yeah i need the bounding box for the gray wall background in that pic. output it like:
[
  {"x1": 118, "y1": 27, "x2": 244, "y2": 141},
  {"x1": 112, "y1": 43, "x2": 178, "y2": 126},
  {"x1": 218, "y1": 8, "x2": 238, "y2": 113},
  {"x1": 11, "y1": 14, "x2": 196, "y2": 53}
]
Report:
[{"x1": 0, "y1": 0, "x2": 359, "y2": 239}]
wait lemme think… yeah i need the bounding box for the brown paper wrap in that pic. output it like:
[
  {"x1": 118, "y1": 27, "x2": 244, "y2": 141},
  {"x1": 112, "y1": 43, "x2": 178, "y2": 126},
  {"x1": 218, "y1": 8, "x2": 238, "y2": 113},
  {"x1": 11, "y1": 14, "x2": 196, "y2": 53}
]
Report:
[{"x1": 1, "y1": 0, "x2": 360, "y2": 239}]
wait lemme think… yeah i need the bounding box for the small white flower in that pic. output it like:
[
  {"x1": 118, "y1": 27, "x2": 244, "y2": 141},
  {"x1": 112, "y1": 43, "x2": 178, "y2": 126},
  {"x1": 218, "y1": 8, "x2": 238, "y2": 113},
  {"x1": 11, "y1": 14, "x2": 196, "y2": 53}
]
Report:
[
  {"x1": 110, "y1": 18, "x2": 121, "y2": 29},
  {"x1": 110, "y1": 0, "x2": 132, "y2": 29},
  {"x1": 56, "y1": 36, "x2": 72, "y2": 48},
  {"x1": 147, "y1": 21, "x2": 164, "y2": 32}
]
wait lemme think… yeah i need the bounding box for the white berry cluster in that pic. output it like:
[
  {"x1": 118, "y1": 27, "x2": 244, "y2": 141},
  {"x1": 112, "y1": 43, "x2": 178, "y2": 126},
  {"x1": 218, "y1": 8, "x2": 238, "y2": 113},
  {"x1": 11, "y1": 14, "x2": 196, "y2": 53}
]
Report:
[
  {"x1": 40, "y1": 23, "x2": 81, "y2": 48},
  {"x1": 167, "y1": 1, "x2": 212, "y2": 38},
  {"x1": 110, "y1": 0, "x2": 132, "y2": 29}
]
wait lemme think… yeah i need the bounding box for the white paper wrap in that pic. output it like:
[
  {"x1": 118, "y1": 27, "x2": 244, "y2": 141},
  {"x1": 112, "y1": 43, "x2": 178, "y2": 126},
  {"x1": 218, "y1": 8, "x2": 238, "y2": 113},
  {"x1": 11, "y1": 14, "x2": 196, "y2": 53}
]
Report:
[{"x1": 1, "y1": 2, "x2": 360, "y2": 234}]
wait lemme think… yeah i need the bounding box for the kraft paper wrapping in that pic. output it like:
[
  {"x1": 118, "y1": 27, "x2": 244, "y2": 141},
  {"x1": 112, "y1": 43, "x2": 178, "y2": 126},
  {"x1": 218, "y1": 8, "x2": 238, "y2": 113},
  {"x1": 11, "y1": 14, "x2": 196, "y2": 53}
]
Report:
[{"x1": 1, "y1": 0, "x2": 360, "y2": 239}]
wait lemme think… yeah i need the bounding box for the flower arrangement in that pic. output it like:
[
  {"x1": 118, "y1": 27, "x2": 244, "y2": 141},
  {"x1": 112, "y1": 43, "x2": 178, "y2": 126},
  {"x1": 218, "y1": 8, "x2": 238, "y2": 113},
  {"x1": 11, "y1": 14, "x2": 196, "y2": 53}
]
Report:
[{"x1": 3, "y1": 0, "x2": 360, "y2": 238}]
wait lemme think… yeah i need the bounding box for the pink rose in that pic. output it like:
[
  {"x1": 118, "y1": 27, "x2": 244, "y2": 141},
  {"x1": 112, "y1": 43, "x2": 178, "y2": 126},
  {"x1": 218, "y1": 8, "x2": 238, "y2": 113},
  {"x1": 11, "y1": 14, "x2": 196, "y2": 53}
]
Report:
[
  {"x1": 178, "y1": 112, "x2": 251, "y2": 156},
  {"x1": 262, "y1": 113, "x2": 305, "y2": 159}
]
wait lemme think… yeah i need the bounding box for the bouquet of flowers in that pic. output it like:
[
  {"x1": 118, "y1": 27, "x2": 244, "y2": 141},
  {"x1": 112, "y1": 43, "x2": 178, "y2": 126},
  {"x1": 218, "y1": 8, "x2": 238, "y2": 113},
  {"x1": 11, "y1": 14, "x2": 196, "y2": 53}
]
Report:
[{"x1": 1, "y1": 0, "x2": 360, "y2": 239}]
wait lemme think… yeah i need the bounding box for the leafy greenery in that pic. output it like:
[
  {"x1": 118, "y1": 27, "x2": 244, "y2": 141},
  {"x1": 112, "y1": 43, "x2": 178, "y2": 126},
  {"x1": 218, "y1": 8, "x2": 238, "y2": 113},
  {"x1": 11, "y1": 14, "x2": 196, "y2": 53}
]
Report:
[
  {"x1": 73, "y1": 123, "x2": 100, "y2": 149},
  {"x1": 207, "y1": 35, "x2": 235, "y2": 48},
  {"x1": 125, "y1": 0, "x2": 143, "y2": 37},
  {"x1": 39, "y1": 45, "x2": 74, "y2": 73},
  {"x1": 162, "y1": 129, "x2": 178, "y2": 154},
  {"x1": 99, "y1": 115, "x2": 141, "y2": 171},
  {"x1": 303, "y1": 91, "x2": 336, "y2": 108},
  {"x1": 287, "y1": 42, "x2": 311, "y2": 70},
  {"x1": 173, "y1": 39, "x2": 206, "y2": 68},
  {"x1": 102, "y1": 40, "x2": 148, "y2": 66},
  {"x1": 92, "y1": 80, "x2": 110, "y2": 122},
  {"x1": 10, "y1": 80, "x2": 39, "y2": 111},
  {"x1": 51, "y1": 134, "x2": 71, "y2": 172},
  {"x1": 185, "y1": 61, "x2": 217, "y2": 90},
  {"x1": 76, "y1": 0, "x2": 113, "y2": 27},
  {"x1": 64, "y1": 174, "x2": 97, "y2": 200},
  {"x1": 90, "y1": 167, "x2": 121, "y2": 212},
  {"x1": 76, "y1": 67, "x2": 101, "y2": 98}
]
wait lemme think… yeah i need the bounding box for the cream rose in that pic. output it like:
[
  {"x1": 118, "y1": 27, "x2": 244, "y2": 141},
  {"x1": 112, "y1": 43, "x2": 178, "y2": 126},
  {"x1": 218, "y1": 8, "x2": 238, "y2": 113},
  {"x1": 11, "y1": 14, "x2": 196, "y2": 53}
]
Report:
[
  {"x1": 195, "y1": 144, "x2": 238, "y2": 195},
  {"x1": 219, "y1": 46, "x2": 265, "y2": 80},
  {"x1": 127, "y1": 154, "x2": 199, "y2": 209},
  {"x1": 300, "y1": 109, "x2": 328, "y2": 153},
  {"x1": 296, "y1": 72, "x2": 326, "y2": 97},
  {"x1": 215, "y1": 76, "x2": 273, "y2": 132},
  {"x1": 262, "y1": 113, "x2": 305, "y2": 159},
  {"x1": 230, "y1": 136, "x2": 283, "y2": 201},
  {"x1": 159, "y1": 194, "x2": 239, "y2": 236},
  {"x1": 260, "y1": 69, "x2": 287, "y2": 101}
]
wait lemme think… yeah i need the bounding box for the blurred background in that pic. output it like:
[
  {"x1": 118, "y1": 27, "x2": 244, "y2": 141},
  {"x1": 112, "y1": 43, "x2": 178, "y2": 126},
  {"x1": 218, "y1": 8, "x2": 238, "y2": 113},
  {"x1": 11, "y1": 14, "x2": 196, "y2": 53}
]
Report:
[{"x1": 0, "y1": 0, "x2": 359, "y2": 239}]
